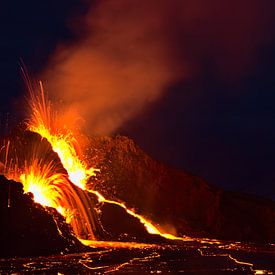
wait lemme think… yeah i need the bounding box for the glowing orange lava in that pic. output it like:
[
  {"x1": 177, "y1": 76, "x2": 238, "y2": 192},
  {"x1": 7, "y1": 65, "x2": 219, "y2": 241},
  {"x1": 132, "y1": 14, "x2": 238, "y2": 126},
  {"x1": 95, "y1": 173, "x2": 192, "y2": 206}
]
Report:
[
  {"x1": 27, "y1": 81, "x2": 97, "y2": 190},
  {"x1": 1, "y1": 77, "x2": 188, "y2": 243},
  {"x1": 89, "y1": 190, "x2": 189, "y2": 241},
  {"x1": 19, "y1": 159, "x2": 66, "y2": 214}
]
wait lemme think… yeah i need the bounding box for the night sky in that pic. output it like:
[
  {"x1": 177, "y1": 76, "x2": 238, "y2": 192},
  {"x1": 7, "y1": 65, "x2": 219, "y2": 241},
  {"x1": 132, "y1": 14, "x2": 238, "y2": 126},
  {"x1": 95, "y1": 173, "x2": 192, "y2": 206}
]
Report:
[{"x1": 1, "y1": 1, "x2": 275, "y2": 199}]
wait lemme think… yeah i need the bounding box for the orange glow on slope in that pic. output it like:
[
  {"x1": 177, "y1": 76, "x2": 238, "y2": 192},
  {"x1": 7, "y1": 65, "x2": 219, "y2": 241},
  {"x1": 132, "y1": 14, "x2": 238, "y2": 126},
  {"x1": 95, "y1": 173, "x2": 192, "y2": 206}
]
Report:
[{"x1": 89, "y1": 190, "x2": 189, "y2": 241}]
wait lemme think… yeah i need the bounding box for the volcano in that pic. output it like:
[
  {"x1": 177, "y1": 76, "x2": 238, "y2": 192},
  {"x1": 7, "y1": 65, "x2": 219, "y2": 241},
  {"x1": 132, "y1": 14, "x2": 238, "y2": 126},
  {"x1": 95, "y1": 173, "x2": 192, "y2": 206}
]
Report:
[
  {"x1": 0, "y1": 81, "x2": 274, "y2": 274},
  {"x1": 81, "y1": 135, "x2": 275, "y2": 243},
  {"x1": 1, "y1": 132, "x2": 274, "y2": 257}
]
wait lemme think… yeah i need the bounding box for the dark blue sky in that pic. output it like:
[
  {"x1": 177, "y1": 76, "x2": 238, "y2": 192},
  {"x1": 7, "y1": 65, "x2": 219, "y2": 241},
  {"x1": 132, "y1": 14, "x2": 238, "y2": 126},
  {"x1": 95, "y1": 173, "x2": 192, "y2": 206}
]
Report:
[{"x1": 1, "y1": 1, "x2": 275, "y2": 199}]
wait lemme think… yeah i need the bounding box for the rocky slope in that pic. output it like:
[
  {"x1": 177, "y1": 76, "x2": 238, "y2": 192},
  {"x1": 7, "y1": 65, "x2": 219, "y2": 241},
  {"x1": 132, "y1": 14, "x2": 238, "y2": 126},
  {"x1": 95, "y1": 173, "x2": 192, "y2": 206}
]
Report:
[
  {"x1": 88, "y1": 135, "x2": 275, "y2": 242},
  {"x1": 0, "y1": 175, "x2": 84, "y2": 257},
  {"x1": 0, "y1": 133, "x2": 274, "y2": 257}
]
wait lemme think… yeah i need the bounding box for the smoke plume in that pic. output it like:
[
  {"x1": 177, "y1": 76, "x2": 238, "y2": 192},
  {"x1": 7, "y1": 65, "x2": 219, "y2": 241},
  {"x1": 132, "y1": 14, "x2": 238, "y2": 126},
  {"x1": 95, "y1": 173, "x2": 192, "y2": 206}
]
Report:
[{"x1": 41, "y1": 0, "x2": 274, "y2": 134}]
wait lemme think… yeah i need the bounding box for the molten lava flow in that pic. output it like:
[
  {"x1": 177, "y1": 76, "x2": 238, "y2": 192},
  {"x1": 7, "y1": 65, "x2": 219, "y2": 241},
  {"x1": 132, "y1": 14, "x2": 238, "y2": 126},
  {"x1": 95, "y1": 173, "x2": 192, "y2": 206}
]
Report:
[
  {"x1": 1, "y1": 77, "x2": 189, "y2": 243},
  {"x1": 0, "y1": 133, "x2": 98, "y2": 239},
  {"x1": 89, "y1": 190, "x2": 189, "y2": 241},
  {"x1": 25, "y1": 81, "x2": 189, "y2": 242}
]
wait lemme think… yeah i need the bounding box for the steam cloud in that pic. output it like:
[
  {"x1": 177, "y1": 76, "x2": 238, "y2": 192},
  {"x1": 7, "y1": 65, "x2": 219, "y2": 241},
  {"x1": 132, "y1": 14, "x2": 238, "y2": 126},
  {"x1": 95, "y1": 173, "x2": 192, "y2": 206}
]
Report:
[{"x1": 41, "y1": 0, "x2": 274, "y2": 134}]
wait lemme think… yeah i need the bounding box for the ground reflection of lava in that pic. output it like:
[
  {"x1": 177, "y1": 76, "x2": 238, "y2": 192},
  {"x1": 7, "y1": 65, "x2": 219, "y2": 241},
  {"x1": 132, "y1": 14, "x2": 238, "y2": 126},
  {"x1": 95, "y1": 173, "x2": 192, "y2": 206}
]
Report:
[{"x1": 2, "y1": 241, "x2": 273, "y2": 273}]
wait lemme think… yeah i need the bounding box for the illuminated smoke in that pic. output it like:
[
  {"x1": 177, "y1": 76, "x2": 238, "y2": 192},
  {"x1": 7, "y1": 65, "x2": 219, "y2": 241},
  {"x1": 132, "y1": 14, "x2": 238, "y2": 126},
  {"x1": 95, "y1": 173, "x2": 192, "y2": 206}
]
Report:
[
  {"x1": 41, "y1": 1, "x2": 184, "y2": 134},
  {"x1": 41, "y1": 0, "x2": 274, "y2": 135}
]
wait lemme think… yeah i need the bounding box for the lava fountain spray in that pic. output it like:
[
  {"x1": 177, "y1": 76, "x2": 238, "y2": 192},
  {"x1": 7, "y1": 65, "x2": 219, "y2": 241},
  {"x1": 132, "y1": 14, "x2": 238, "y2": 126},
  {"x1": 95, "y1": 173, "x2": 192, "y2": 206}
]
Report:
[
  {"x1": 27, "y1": 80, "x2": 98, "y2": 190},
  {"x1": 28, "y1": 82, "x2": 188, "y2": 240},
  {"x1": 1, "y1": 72, "x2": 189, "y2": 243},
  {"x1": 0, "y1": 70, "x2": 102, "y2": 239},
  {"x1": 0, "y1": 129, "x2": 99, "y2": 240}
]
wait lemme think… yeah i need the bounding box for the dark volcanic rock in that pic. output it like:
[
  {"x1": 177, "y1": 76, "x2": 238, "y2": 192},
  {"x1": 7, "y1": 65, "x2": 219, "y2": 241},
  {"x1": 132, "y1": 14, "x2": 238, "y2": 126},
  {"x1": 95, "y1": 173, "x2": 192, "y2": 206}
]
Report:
[
  {"x1": 97, "y1": 202, "x2": 166, "y2": 243},
  {"x1": 88, "y1": 135, "x2": 275, "y2": 242},
  {"x1": 0, "y1": 175, "x2": 85, "y2": 257}
]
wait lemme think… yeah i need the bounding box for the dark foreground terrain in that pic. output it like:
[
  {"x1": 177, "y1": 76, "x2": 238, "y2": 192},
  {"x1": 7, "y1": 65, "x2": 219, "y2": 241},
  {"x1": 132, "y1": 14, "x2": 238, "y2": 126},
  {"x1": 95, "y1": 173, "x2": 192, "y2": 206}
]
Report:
[{"x1": 0, "y1": 239, "x2": 274, "y2": 274}]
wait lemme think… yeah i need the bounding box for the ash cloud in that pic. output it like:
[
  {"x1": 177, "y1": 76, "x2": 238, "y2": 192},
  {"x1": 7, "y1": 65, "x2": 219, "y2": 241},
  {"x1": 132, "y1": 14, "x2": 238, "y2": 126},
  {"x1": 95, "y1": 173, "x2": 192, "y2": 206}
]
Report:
[{"x1": 41, "y1": 0, "x2": 275, "y2": 134}]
